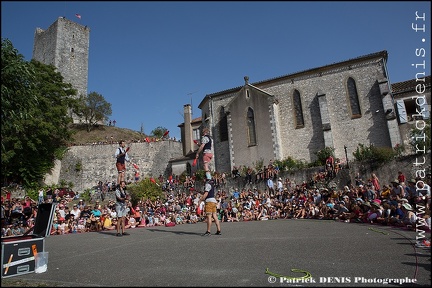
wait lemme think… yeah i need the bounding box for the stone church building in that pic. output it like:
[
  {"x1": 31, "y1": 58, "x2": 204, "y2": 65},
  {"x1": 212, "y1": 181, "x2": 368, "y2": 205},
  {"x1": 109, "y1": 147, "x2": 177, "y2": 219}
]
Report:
[{"x1": 175, "y1": 51, "x2": 430, "y2": 175}]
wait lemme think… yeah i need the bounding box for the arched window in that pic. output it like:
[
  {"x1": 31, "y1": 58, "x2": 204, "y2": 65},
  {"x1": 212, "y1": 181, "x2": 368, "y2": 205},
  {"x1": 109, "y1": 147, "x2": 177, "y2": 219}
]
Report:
[
  {"x1": 186, "y1": 162, "x2": 192, "y2": 176},
  {"x1": 347, "y1": 77, "x2": 361, "y2": 117},
  {"x1": 219, "y1": 107, "x2": 228, "y2": 141},
  {"x1": 247, "y1": 107, "x2": 257, "y2": 146},
  {"x1": 293, "y1": 90, "x2": 304, "y2": 128}
]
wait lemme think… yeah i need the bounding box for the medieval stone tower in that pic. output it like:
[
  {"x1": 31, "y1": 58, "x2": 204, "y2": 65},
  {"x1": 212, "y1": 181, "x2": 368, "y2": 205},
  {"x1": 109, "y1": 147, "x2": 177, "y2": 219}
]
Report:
[{"x1": 32, "y1": 17, "x2": 90, "y2": 122}]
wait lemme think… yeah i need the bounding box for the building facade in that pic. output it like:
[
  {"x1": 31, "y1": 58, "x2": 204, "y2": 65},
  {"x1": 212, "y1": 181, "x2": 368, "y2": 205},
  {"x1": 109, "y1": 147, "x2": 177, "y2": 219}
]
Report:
[
  {"x1": 392, "y1": 75, "x2": 431, "y2": 152},
  {"x1": 191, "y1": 50, "x2": 426, "y2": 174}
]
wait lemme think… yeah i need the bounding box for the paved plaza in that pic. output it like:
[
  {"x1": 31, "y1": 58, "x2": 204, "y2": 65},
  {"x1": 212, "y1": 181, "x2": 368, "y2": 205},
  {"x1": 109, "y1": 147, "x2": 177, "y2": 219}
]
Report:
[{"x1": 3, "y1": 219, "x2": 431, "y2": 287}]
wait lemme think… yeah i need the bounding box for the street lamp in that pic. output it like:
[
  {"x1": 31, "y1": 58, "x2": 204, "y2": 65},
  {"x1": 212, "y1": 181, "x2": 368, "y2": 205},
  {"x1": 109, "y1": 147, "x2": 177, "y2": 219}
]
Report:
[{"x1": 344, "y1": 145, "x2": 349, "y2": 169}]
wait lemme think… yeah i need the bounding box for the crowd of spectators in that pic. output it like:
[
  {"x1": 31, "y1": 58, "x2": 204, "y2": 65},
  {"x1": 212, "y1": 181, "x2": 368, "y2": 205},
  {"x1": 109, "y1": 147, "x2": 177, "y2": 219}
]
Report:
[
  {"x1": 1, "y1": 169, "x2": 431, "y2": 238},
  {"x1": 69, "y1": 135, "x2": 179, "y2": 147}
]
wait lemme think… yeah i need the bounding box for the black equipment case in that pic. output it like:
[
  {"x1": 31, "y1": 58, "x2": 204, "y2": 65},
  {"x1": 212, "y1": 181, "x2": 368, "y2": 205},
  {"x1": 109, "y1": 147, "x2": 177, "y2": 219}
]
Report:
[{"x1": 1, "y1": 203, "x2": 55, "y2": 278}]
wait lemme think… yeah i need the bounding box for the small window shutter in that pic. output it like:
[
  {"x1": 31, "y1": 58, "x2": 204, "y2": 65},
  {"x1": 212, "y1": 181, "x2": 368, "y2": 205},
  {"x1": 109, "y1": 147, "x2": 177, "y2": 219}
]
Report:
[{"x1": 396, "y1": 100, "x2": 407, "y2": 124}]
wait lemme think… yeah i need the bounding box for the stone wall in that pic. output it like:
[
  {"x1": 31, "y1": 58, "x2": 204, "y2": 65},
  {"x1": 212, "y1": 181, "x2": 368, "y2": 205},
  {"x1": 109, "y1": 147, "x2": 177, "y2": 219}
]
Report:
[
  {"x1": 44, "y1": 140, "x2": 183, "y2": 192},
  {"x1": 223, "y1": 153, "x2": 431, "y2": 194},
  {"x1": 13, "y1": 151, "x2": 432, "y2": 199}
]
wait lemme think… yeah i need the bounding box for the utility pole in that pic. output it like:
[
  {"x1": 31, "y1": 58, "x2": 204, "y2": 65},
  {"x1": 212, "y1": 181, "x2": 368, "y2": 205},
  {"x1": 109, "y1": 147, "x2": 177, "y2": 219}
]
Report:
[{"x1": 344, "y1": 145, "x2": 349, "y2": 169}]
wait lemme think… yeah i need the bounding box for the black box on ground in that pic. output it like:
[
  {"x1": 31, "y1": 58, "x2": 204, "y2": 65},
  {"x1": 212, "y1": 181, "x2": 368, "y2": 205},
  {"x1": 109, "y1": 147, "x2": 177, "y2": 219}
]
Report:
[{"x1": 1, "y1": 203, "x2": 55, "y2": 278}]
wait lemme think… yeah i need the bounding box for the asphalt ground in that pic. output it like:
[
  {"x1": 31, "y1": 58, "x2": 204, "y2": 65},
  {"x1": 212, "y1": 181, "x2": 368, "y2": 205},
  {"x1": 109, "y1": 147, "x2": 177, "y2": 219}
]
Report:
[{"x1": 2, "y1": 219, "x2": 431, "y2": 287}]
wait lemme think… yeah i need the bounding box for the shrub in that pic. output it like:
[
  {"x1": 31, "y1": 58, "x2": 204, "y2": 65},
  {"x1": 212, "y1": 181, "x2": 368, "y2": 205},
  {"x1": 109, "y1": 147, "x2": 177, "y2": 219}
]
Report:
[
  {"x1": 274, "y1": 156, "x2": 307, "y2": 172},
  {"x1": 314, "y1": 147, "x2": 335, "y2": 166},
  {"x1": 352, "y1": 143, "x2": 396, "y2": 164}
]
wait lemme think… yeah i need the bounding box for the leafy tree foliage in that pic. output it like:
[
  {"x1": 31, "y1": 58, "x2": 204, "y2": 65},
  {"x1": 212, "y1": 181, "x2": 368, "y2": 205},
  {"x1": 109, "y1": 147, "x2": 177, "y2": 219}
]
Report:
[
  {"x1": 127, "y1": 178, "x2": 164, "y2": 205},
  {"x1": 1, "y1": 38, "x2": 77, "y2": 187},
  {"x1": 314, "y1": 146, "x2": 335, "y2": 166},
  {"x1": 75, "y1": 91, "x2": 112, "y2": 132},
  {"x1": 151, "y1": 126, "x2": 168, "y2": 138}
]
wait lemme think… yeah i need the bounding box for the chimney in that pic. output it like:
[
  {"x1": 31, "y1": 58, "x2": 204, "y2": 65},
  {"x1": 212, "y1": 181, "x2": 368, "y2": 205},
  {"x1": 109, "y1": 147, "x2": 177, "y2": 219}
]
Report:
[{"x1": 183, "y1": 104, "x2": 193, "y2": 155}]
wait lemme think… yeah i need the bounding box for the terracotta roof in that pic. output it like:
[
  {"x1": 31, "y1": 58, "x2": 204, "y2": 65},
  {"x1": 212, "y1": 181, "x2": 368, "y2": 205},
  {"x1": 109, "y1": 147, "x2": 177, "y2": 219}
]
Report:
[{"x1": 391, "y1": 75, "x2": 431, "y2": 94}]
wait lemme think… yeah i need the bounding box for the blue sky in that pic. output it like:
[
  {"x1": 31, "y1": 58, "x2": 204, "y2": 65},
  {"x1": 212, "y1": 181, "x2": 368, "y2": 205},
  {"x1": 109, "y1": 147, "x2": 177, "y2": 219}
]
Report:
[{"x1": 2, "y1": 1, "x2": 430, "y2": 140}]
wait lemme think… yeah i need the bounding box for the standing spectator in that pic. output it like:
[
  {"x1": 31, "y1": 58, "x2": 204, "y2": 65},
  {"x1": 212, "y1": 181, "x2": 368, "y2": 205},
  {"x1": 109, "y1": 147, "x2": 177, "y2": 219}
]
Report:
[
  {"x1": 277, "y1": 177, "x2": 284, "y2": 194},
  {"x1": 267, "y1": 177, "x2": 275, "y2": 196},
  {"x1": 134, "y1": 170, "x2": 140, "y2": 182},
  {"x1": 46, "y1": 187, "x2": 53, "y2": 202},
  {"x1": 38, "y1": 188, "x2": 44, "y2": 204},
  {"x1": 115, "y1": 140, "x2": 131, "y2": 185},
  {"x1": 397, "y1": 171, "x2": 406, "y2": 185},
  {"x1": 354, "y1": 173, "x2": 364, "y2": 186},
  {"x1": 334, "y1": 158, "x2": 341, "y2": 175},
  {"x1": 115, "y1": 181, "x2": 129, "y2": 236},
  {"x1": 325, "y1": 155, "x2": 335, "y2": 178},
  {"x1": 370, "y1": 173, "x2": 381, "y2": 193},
  {"x1": 246, "y1": 167, "x2": 253, "y2": 185}
]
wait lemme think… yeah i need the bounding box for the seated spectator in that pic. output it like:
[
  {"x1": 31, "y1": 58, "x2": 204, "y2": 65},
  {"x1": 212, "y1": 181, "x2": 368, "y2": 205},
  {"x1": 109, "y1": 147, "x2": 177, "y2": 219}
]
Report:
[
  {"x1": 335, "y1": 200, "x2": 350, "y2": 221},
  {"x1": 165, "y1": 214, "x2": 176, "y2": 227},
  {"x1": 376, "y1": 201, "x2": 392, "y2": 225},
  {"x1": 366, "y1": 201, "x2": 383, "y2": 223},
  {"x1": 100, "y1": 214, "x2": 113, "y2": 230},
  {"x1": 88, "y1": 213, "x2": 101, "y2": 232},
  {"x1": 389, "y1": 202, "x2": 404, "y2": 226},
  {"x1": 128, "y1": 215, "x2": 137, "y2": 228},
  {"x1": 243, "y1": 208, "x2": 253, "y2": 221},
  {"x1": 77, "y1": 199, "x2": 85, "y2": 210},
  {"x1": 69, "y1": 219, "x2": 78, "y2": 233},
  {"x1": 347, "y1": 203, "x2": 363, "y2": 223},
  {"x1": 57, "y1": 218, "x2": 69, "y2": 234},
  {"x1": 188, "y1": 211, "x2": 199, "y2": 223},
  {"x1": 77, "y1": 219, "x2": 87, "y2": 233},
  {"x1": 401, "y1": 203, "x2": 417, "y2": 230},
  {"x1": 3, "y1": 224, "x2": 13, "y2": 237},
  {"x1": 147, "y1": 213, "x2": 154, "y2": 227},
  {"x1": 70, "y1": 204, "x2": 81, "y2": 219}
]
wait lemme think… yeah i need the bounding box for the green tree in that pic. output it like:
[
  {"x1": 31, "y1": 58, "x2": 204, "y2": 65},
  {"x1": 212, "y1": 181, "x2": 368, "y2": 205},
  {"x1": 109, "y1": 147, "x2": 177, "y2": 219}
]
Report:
[
  {"x1": 1, "y1": 38, "x2": 77, "y2": 187},
  {"x1": 76, "y1": 91, "x2": 112, "y2": 132},
  {"x1": 151, "y1": 126, "x2": 168, "y2": 139},
  {"x1": 1, "y1": 38, "x2": 37, "y2": 169},
  {"x1": 314, "y1": 147, "x2": 335, "y2": 166},
  {"x1": 127, "y1": 178, "x2": 164, "y2": 205}
]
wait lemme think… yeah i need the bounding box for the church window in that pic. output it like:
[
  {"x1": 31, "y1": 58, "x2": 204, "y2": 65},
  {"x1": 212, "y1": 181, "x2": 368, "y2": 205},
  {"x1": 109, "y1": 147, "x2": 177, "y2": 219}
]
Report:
[
  {"x1": 347, "y1": 77, "x2": 361, "y2": 118},
  {"x1": 247, "y1": 107, "x2": 257, "y2": 146},
  {"x1": 219, "y1": 107, "x2": 228, "y2": 141},
  {"x1": 293, "y1": 90, "x2": 304, "y2": 128}
]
